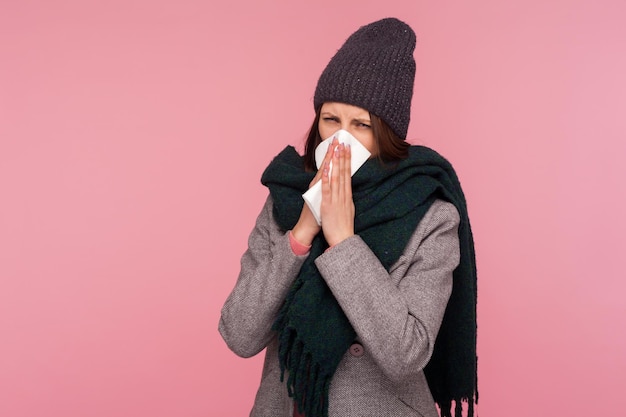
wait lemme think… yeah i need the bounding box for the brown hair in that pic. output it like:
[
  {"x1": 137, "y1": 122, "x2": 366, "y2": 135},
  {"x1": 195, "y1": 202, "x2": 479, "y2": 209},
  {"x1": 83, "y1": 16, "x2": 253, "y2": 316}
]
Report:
[{"x1": 303, "y1": 106, "x2": 410, "y2": 172}]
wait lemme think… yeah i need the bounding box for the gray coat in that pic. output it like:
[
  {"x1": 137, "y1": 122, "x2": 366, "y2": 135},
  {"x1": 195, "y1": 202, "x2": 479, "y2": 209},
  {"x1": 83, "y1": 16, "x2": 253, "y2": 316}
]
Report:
[{"x1": 219, "y1": 196, "x2": 460, "y2": 417}]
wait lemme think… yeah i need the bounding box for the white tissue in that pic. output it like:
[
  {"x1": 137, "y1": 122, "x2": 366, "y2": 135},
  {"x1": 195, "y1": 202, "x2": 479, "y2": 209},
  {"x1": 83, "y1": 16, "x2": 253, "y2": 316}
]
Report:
[{"x1": 302, "y1": 129, "x2": 371, "y2": 225}]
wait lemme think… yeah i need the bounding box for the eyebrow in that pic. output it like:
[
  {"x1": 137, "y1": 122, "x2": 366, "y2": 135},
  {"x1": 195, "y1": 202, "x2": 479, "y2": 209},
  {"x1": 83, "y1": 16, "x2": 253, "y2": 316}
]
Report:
[{"x1": 320, "y1": 112, "x2": 370, "y2": 124}]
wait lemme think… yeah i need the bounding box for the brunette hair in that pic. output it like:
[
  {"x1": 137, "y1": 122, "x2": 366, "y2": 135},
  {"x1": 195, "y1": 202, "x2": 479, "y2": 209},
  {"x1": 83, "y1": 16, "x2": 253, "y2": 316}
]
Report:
[{"x1": 303, "y1": 106, "x2": 410, "y2": 172}]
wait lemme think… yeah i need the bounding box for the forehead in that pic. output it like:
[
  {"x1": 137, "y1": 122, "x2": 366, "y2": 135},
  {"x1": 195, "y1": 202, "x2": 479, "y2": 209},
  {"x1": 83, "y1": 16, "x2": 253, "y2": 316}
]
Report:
[{"x1": 320, "y1": 102, "x2": 370, "y2": 119}]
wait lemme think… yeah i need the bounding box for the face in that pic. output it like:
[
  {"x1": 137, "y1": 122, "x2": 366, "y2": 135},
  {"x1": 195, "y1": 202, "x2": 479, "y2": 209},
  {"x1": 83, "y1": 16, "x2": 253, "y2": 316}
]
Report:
[{"x1": 318, "y1": 102, "x2": 378, "y2": 156}]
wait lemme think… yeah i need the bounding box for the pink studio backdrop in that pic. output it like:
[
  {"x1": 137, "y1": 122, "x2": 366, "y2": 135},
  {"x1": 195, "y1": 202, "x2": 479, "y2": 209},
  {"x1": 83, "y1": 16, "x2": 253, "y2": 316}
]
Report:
[{"x1": 1, "y1": 0, "x2": 625, "y2": 416}]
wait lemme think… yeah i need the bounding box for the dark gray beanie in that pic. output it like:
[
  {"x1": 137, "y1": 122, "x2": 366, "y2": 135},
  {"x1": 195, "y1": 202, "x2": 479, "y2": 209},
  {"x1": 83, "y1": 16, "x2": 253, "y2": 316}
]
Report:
[{"x1": 314, "y1": 17, "x2": 416, "y2": 139}]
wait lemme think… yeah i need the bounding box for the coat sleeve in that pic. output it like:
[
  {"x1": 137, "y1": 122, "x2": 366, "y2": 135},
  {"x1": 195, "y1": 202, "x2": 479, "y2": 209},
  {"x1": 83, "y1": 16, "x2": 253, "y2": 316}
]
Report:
[
  {"x1": 218, "y1": 195, "x2": 308, "y2": 358},
  {"x1": 314, "y1": 199, "x2": 460, "y2": 384}
]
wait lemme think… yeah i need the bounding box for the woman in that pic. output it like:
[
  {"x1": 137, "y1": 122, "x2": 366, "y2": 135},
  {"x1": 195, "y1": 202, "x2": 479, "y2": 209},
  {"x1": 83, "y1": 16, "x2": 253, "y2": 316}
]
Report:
[{"x1": 219, "y1": 17, "x2": 477, "y2": 417}]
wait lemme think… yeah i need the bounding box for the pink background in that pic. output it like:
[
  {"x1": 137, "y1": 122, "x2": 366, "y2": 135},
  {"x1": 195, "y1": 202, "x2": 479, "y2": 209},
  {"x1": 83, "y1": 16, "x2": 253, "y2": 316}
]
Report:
[{"x1": 1, "y1": 0, "x2": 625, "y2": 416}]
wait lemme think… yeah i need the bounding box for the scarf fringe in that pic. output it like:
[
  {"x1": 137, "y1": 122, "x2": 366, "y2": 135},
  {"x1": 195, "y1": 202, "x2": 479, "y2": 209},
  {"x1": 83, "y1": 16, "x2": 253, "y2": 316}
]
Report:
[
  {"x1": 438, "y1": 396, "x2": 477, "y2": 417},
  {"x1": 278, "y1": 328, "x2": 331, "y2": 417}
]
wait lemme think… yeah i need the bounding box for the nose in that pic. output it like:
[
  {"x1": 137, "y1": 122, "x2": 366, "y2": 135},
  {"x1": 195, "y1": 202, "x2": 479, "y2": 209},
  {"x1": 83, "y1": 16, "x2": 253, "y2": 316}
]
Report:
[{"x1": 339, "y1": 123, "x2": 356, "y2": 137}]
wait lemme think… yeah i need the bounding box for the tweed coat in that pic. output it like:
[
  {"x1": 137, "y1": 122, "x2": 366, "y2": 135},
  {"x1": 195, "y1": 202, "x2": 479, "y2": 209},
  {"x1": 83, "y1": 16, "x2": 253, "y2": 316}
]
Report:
[{"x1": 219, "y1": 195, "x2": 460, "y2": 417}]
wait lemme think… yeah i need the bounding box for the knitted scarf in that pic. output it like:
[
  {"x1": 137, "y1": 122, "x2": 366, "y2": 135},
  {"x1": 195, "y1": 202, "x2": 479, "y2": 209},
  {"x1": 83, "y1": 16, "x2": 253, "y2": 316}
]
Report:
[{"x1": 260, "y1": 145, "x2": 477, "y2": 417}]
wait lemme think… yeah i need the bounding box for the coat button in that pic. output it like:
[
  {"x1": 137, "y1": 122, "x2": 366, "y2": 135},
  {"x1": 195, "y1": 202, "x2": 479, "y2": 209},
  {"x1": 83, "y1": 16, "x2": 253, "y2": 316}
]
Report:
[{"x1": 349, "y1": 343, "x2": 364, "y2": 357}]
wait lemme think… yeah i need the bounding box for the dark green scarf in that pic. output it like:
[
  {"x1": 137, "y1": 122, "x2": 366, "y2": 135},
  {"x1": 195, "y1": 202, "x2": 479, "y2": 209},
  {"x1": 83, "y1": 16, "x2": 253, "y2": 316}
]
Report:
[{"x1": 261, "y1": 145, "x2": 477, "y2": 417}]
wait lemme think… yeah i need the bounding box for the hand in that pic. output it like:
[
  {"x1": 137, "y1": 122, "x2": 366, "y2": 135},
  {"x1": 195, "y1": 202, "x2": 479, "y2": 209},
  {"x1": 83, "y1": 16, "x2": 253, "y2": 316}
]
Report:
[
  {"x1": 320, "y1": 142, "x2": 355, "y2": 247},
  {"x1": 291, "y1": 137, "x2": 338, "y2": 246}
]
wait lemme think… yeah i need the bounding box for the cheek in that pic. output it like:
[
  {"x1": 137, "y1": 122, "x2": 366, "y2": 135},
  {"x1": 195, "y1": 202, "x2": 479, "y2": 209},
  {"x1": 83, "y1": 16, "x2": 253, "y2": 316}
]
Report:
[{"x1": 318, "y1": 124, "x2": 336, "y2": 141}]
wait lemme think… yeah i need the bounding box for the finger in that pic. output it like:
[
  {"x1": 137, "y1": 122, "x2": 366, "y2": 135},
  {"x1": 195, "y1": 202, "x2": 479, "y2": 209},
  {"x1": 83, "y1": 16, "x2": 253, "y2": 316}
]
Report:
[
  {"x1": 331, "y1": 144, "x2": 341, "y2": 201},
  {"x1": 337, "y1": 143, "x2": 346, "y2": 199},
  {"x1": 311, "y1": 137, "x2": 337, "y2": 187},
  {"x1": 323, "y1": 138, "x2": 338, "y2": 179},
  {"x1": 344, "y1": 143, "x2": 352, "y2": 200},
  {"x1": 321, "y1": 160, "x2": 331, "y2": 202}
]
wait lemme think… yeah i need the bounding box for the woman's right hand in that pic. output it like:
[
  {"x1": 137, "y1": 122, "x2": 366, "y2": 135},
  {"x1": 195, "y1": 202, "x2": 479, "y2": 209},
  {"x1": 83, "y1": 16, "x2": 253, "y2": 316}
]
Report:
[{"x1": 291, "y1": 137, "x2": 337, "y2": 246}]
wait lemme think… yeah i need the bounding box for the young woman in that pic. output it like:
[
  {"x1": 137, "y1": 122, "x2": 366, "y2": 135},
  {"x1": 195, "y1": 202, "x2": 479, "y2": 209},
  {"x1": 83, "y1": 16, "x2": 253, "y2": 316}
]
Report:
[{"x1": 219, "y1": 17, "x2": 478, "y2": 417}]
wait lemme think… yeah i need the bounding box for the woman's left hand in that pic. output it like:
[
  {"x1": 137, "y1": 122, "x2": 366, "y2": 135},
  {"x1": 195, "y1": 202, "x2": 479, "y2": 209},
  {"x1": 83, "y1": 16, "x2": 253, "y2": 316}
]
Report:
[{"x1": 320, "y1": 143, "x2": 355, "y2": 247}]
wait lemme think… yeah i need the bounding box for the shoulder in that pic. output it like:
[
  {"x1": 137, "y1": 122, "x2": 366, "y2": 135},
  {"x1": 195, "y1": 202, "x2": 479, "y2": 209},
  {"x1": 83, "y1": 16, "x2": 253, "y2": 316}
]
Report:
[
  {"x1": 251, "y1": 194, "x2": 274, "y2": 223},
  {"x1": 386, "y1": 198, "x2": 461, "y2": 285},
  {"x1": 248, "y1": 194, "x2": 282, "y2": 237},
  {"x1": 423, "y1": 199, "x2": 460, "y2": 227},
  {"x1": 404, "y1": 199, "x2": 460, "y2": 256}
]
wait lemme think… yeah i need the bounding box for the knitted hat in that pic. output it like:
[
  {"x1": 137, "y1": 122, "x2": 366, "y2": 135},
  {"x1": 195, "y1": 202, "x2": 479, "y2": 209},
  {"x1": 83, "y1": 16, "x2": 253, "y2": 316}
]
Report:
[{"x1": 314, "y1": 17, "x2": 416, "y2": 139}]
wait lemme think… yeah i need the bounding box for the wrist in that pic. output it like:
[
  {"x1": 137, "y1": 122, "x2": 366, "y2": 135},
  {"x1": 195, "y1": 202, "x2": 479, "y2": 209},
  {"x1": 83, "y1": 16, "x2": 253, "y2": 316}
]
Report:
[
  {"x1": 292, "y1": 223, "x2": 315, "y2": 247},
  {"x1": 326, "y1": 232, "x2": 354, "y2": 248}
]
